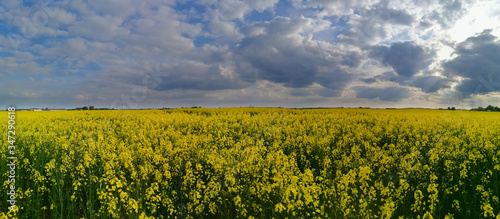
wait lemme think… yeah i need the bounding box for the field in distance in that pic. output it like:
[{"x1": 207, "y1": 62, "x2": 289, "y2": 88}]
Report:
[{"x1": 1, "y1": 108, "x2": 499, "y2": 218}]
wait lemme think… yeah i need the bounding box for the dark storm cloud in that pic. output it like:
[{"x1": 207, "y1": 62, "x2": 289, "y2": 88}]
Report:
[
  {"x1": 354, "y1": 86, "x2": 410, "y2": 102},
  {"x1": 237, "y1": 17, "x2": 354, "y2": 92},
  {"x1": 409, "y1": 76, "x2": 450, "y2": 93},
  {"x1": 369, "y1": 41, "x2": 435, "y2": 78},
  {"x1": 151, "y1": 62, "x2": 248, "y2": 91},
  {"x1": 314, "y1": 67, "x2": 353, "y2": 91},
  {"x1": 238, "y1": 35, "x2": 317, "y2": 88},
  {"x1": 444, "y1": 29, "x2": 500, "y2": 95}
]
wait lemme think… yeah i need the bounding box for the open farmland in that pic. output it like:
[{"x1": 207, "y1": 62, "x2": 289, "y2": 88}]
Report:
[{"x1": 1, "y1": 108, "x2": 499, "y2": 218}]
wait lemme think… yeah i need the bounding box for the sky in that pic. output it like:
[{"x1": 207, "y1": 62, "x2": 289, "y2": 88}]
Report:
[{"x1": 1, "y1": 0, "x2": 500, "y2": 109}]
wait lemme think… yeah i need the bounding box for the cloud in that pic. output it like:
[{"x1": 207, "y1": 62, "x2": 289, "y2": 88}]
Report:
[
  {"x1": 289, "y1": 83, "x2": 344, "y2": 97},
  {"x1": 0, "y1": 3, "x2": 73, "y2": 38},
  {"x1": 86, "y1": 0, "x2": 150, "y2": 18},
  {"x1": 362, "y1": 70, "x2": 451, "y2": 93},
  {"x1": 329, "y1": 3, "x2": 418, "y2": 45},
  {"x1": 1, "y1": 0, "x2": 500, "y2": 109},
  {"x1": 215, "y1": 0, "x2": 279, "y2": 20},
  {"x1": 369, "y1": 41, "x2": 435, "y2": 78},
  {"x1": 429, "y1": 0, "x2": 469, "y2": 29},
  {"x1": 295, "y1": 0, "x2": 373, "y2": 16},
  {"x1": 123, "y1": 6, "x2": 201, "y2": 56},
  {"x1": 204, "y1": 0, "x2": 280, "y2": 41},
  {"x1": 151, "y1": 61, "x2": 249, "y2": 91},
  {"x1": 443, "y1": 29, "x2": 500, "y2": 95},
  {"x1": 0, "y1": 57, "x2": 52, "y2": 75},
  {"x1": 39, "y1": 37, "x2": 91, "y2": 68},
  {"x1": 364, "y1": 7, "x2": 415, "y2": 26},
  {"x1": 44, "y1": 7, "x2": 77, "y2": 28},
  {"x1": 216, "y1": 0, "x2": 248, "y2": 20},
  {"x1": 341, "y1": 51, "x2": 363, "y2": 68},
  {"x1": 362, "y1": 71, "x2": 399, "y2": 84},
  {"x1": 207, "y1": 10, "x2": 244, "y2": 41},
  {"x1": 237, "y1": 16, "x2": 354, "y2": 93},
  {"x1": 0, "y1": 0, "x2": 20, "y2": 9},
  {"x1": 409, "y1": 75, "x2": 450, "y2": 93},
  {"x1": 354, "y1": 86, "x2": 411, "y2": 102},
  {"x1": 68, "y1": 15, "x2": 130, "y2": 41}
]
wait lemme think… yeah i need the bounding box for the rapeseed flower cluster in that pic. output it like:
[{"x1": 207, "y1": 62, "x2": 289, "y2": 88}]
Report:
[{"x1": 0, "y1": 108, "x2": 499, "y2": 218}]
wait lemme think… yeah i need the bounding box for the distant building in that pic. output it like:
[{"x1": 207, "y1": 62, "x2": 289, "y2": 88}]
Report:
[{"x1": 30, "y1": 108, "x2": 42, "y2": 111}]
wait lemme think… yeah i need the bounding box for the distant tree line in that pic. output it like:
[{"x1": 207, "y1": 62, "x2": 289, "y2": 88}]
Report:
[
  {"x1": 83, "y1": 106, "x2": 94, "y2": 110},
  {"x1": 470, "y1": 105, "x2": 500, "y2": 112},
  {"x1": 73, "y1": 106, "x2": 112, "y2": 110}
]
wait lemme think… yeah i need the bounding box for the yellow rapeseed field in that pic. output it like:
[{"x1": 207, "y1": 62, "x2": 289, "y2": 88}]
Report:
[{"x1": 1, "y1": 108, "x2": 499, "y2": 218}]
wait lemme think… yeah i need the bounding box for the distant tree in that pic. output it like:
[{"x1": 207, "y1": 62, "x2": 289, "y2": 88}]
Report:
[
  {"x1": 83, "y1": 106, "x2": 88, "y2": 110},
  {"x1": 89, "y1": 106, "x2": 94, "y2": 110},
  {"x1": 447, "y1": 107, "x2": 451, "y2": 110},
  {"x1": 470, "y1": 106, "x2": 500, "y2": 112},
  {"x1": 451, "y1": 107, "x2": 456, "y2": 110}
]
